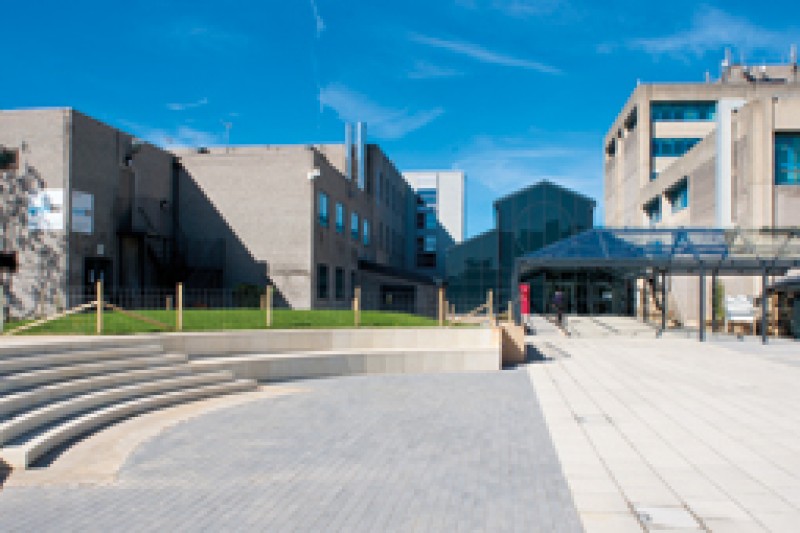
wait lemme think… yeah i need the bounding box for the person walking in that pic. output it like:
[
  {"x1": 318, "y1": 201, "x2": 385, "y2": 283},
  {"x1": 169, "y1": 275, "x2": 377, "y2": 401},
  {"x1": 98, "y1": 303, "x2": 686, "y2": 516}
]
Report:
[{"x1": 552, "y1": 290, "x2": 565, "y2": 327}]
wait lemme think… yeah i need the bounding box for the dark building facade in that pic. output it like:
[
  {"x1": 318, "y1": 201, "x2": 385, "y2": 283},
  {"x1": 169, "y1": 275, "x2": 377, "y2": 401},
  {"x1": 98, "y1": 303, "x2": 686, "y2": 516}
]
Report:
[{"x1": 446, "y1": 181, "x2": 594, "y2": 313}]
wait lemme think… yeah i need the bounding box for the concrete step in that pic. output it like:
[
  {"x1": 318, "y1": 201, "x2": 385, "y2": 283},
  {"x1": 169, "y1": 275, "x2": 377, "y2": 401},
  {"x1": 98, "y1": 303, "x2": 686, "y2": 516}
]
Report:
[
  {"x1": 0, "y1": 353, "x2": 188, "y2": 395},
  {"x1": 0, "y1": 365, "x2": 191, "y2": 419},
  {"x1": 0, "y1": 378, "x2": 257, "y2": 468},
  {"x1": 0, "y1": 344, "x2": 165, "y2": 375},
  {"x1": 0, "y1": 371, "x2": 234, "y2": 446}
]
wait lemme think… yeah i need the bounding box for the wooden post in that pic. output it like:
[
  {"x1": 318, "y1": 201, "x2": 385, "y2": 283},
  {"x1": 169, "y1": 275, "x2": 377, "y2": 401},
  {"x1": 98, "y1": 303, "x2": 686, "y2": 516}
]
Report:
[
  {"x1": 0, "y1": 284, "x2": 5, "y2": 334},
  {"x1": 353, "y1": 286, "x2": 361, "y2": 327},
  {"x1": 165, "y1": 295, "x2": 173, "y2": 311},
  {"x1": 507, "y1": 300, "x2": 513, "y2": 324},
  {"x1": 438, "y1": 287, "x2": 445, "y2": 327},
  {"x1": 95, "y1": 281, "x2": 103, "y2": 335},
  {"x1": 487, "y1": 289, "x2": 494, "y2": 325},
  {"x1": 266, "y1": 285, "x2": 273, "y2": 328},
  {"x1": 176, "y1": 283, "x2": 184, "y2": 332}
]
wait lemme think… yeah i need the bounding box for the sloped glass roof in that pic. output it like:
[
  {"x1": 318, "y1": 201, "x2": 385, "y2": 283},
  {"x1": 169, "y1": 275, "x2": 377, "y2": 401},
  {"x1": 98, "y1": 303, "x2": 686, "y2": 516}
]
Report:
[{"x1": 517, "y1": 228, "x2": 800, "y2": 275}]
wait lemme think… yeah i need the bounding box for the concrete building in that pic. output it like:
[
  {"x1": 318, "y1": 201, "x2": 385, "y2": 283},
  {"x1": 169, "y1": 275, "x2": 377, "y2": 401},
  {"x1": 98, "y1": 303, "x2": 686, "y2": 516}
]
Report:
[
  {"x1": 175, "y1": 124, "x2": 436, "y2": 312},
  {"x1": 402, "y1": 170, "x2": 465, "y2": 279},
  {"x1": 603, "y1": 54, "x2": 800, "y2": 325},
  {"x1": 0, "y1": 108, "x2": 178, "y2": 317},
  {"x1": 0, "y1": 113, "x2": 437, "y2": 317}
]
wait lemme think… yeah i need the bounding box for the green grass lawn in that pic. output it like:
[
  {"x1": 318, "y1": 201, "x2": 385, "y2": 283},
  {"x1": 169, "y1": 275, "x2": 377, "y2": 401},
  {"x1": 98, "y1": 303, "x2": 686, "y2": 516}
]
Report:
[{"x1": 7, "y1": 308, "x2": 448, "y2": 335}]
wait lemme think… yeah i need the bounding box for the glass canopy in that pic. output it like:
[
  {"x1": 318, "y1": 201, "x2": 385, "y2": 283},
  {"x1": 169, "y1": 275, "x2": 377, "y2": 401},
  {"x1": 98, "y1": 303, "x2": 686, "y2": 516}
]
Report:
[{"x1": 517, "y1": 228, "x2": 800, "y2": 276}]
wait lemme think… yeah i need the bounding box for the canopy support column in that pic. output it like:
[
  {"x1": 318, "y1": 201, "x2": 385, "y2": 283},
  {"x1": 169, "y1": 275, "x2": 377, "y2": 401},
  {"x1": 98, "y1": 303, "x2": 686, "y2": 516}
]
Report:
[
  {"x1": 660, "y1": 270, "x2": 667, "y2": 333},
  {"x1": 699, "y1": 268, "x2": 706, "y2": 342},
  {"x1": 761, "y1": 268, "x2": 769, "y2": 345},
  {"x1": 711, "y1": 270, "x2": 718, "y2": 333}
]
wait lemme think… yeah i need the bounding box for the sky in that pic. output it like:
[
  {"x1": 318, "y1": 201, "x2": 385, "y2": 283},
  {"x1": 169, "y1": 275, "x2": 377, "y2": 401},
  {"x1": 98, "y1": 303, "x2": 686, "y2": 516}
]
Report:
[{"x1": 4, "y1": 0, "x2": 800, "y2": 237}]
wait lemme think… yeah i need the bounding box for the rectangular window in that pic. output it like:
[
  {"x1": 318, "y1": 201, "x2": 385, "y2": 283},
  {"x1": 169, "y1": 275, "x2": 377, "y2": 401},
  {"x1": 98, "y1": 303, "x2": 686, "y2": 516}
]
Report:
[
  {"x1": 335, "y1": 267, "x2": 345, "y2": 300},
  {"x1": 416, "y1": 188, "x2": 437, "y2": 207},
  {"x1": 0, "y1": 147, "x2": 19, "y2": 170},
  {"x1": 775, "y1": 133, "x2": 800, "y2": 185},
  {"x1": 425, "y1": 211, "x2": 437, "y2": 230},
  {"x1": 351, "y1": 212, "x2": 359, "y2": 240},
  {"x1": 651, "y1": 101, "x2": 716, "y2": 122},
  {"x1": 335, "y1": 203, "x2": 345, "y2": 233},
  {"x1": 363, "y1": 219, "x2": 370, "y2": 246},
  {"x1": 317, "y1": 264, "x2": 329, "y2": 299},
  {"x1": 416, "y1": 253, "x2": 437, "y2": 268},
  {"x1": 644, "y1": 197, "x2": 662, "y2": 224},
  {"x1": 416, "y1": 212, "x2": 425, "y2": 229},
  {"x1": 318, "y1": 192, "x2": 329, "y2": 227},
  {"x1": 651, "y1": 138, "x2": 701, "y2": 157},
  {"x1": 667, "y1": 178, "x2": 689, "y2": 212},
  {"x1": 424, "y1": 234, "x2": 437, "y2": 252}
]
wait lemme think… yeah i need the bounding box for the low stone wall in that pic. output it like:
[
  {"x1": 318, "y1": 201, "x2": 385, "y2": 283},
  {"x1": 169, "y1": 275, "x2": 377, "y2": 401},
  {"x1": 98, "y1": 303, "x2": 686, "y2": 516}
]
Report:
[{"x1": 160, "y1": 328, "x2": 501, "y2": 381}]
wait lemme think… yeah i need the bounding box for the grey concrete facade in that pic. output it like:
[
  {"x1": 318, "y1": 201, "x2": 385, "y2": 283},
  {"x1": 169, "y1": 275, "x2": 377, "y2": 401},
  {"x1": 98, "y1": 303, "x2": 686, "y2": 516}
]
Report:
[
  {"x1": 0, "y1": 109, "x2": 176, "y2": 318},
  {"x1": 603, "y1": 59, "x2": 800, "y2": 326}
]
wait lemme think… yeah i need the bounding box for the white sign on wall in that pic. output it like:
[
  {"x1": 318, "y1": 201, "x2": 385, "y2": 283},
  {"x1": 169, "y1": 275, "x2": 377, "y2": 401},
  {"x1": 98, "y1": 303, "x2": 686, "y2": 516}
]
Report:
[
  {"x1": 28, "y1": 189, "x2": 65, "y2": 231},
  {"x1": 71, "y1": 190, "x2": 94, "y2": 234}
]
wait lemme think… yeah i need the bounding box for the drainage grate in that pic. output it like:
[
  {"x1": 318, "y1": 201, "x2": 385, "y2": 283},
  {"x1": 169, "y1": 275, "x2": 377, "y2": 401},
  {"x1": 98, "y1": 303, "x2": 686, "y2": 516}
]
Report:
[{"x1": 635, "y1": 505, "x2": 702, "y2": 530}]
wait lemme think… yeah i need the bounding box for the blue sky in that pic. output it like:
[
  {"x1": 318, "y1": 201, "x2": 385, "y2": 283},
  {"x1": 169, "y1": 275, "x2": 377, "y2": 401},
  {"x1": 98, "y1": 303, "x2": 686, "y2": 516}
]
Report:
[{"x1": 4, "y1": 0, "x2": 800, "y2": 237}]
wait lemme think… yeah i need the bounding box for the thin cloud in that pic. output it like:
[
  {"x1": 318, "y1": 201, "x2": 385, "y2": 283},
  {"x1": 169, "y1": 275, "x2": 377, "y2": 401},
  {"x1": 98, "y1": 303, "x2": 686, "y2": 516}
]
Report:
[
  {"x1": 310, "y1": 0, "x2": 325, "y2": 38},
  {"x1": 630, "y1": 6, "x2": 798, "y2": 58},
  {"x1": 410, "y1": 33, "x2": 561, "y2": 75},
  {"x1": 120, "y1": 121, "x2": 221, "y2": 149},
  {"x1": 458, "y1": 0, "x2": 566, "y2": 18},
  {"x1": 169, "y1": 19, "x2": 249, "y2": 51},
  {"x1": 166, "y1": 97, "x2": 209, "y2": 112},
  {"x1": 451, "y1": 135, "x2": 602, "y2": 203},
  {"x1": 318, "y1": 83, "x2": 444, "y2": 140},
  {"x1": 407, "y1": 61, "x2": 462, "y2": 80}
]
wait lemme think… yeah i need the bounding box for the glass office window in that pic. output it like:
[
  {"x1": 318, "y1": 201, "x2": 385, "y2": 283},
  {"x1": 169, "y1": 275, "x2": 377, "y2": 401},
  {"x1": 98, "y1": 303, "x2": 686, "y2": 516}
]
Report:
[
  {"x1": 424, "y1": 211, "x2": 437, "y2": 230},
  {"x1": 424, "y1": 234, "x2": 436, "y2": 252},
  {"x1": 775, "y1": 133, "x2": 800, "y2": 185},
  {"x1": 335, "y1": 203, "x2": 345, "y2": 233},
  {"x1": 645, "y1": 197, "x2": 662, "y2": 224},
  {"x1": 416, "y1": 188, "x2": 437, "y2": 207},
  {"x1": 668, "y1": 179, "x2": 689, "y2": 212},
  {"x1": 317, "y1": 264, "x2": 329, "y2": 299},
  {"x1": 335, "y1": 267, "x2": 345, "y2": 300},
  {"x1": 651, "y1": 138, "x2": 701, "y2": 157},
  {"x1": 351, "y1": 212, "x2": 359, "y2": 240},
  {"x1": 363, "y1": 219, "x2": 370, "y2": 246},
  {"x1": 318, "y1": 192, "x2": 329, "y2": 227},
  {"x1": 651, "y1": 101, "x2": 716, "y2": 121}
]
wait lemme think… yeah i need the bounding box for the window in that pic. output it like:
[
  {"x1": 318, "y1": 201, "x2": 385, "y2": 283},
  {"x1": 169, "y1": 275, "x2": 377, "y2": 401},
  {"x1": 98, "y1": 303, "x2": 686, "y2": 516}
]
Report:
[
  {"x1": 667, "y1": 178, "x2": 689, "y2": 212},
  {"x1": 351, "y1": 212, "x2": 359, "y2": 240},
  {"x1": 416, "y1": 253, "x2": 437, "y2": 268},
  {"x1": 644, "y1": 197, "x2": 662, "y2": 224},
  {"x1": 424, "y1": 234, "x2": 437, "y2": 252},
  {"x1": 0, "y1": 147, "x2": 19, "y2": 170},
  {"x1": 651, "y1": 101, "x2": 716, "y2": 122},
  {"x1": 425, "y1": 211, "x2": 437, "y2": 230},
  {"x1": 363, "y1": 219, "x2": 370, "y2": 246},
  {"x1": 335, "y1": 267, "x2": 345, "y2": 300},
  {"x1": 335, "y1": 203, "x2": 345, "y2": 233},
  {"x1": 317, "y1": 264, "x2": 329, "y2": 299},
  {"x1": 416, "y1": 212, "x2": 425, "y2": 229},
  {"x1": 318, "y1": 192, "x2": 329, "y2": 227},
  {"x1": 775, "y1": 133, "x2": 800, "y2": 185},
  {"x1": 651, "y1": 138, "x2": 701, "y2": 157},
  {"x1": 416, "y1": 188, "x2": 437, "y2": 207}
]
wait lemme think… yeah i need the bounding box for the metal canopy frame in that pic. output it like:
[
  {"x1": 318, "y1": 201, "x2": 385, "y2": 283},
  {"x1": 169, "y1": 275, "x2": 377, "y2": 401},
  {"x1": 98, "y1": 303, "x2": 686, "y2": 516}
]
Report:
[{"x1": 515, "y1": 228, "x2": 800, "y2": 343}]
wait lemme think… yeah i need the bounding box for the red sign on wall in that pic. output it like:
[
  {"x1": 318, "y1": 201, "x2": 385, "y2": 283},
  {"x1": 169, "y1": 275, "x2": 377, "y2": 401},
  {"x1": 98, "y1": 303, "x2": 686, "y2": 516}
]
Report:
[{"x1": 519, "y1": 283, "x2": 530, "y2": 315}]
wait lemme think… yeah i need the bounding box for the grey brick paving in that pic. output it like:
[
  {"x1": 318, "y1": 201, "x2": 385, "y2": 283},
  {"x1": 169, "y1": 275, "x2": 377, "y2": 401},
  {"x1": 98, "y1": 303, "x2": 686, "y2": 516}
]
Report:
[{"x1": 0, "y1": 370, "x2": 582, "y2": 532}]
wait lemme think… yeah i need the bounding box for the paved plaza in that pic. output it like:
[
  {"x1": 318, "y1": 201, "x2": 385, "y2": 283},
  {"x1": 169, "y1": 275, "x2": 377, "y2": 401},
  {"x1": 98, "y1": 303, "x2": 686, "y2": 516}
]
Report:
[
  {"x1": 2, "y1": 327, "x2": 800, "y2": 532},
  {"x1": 0, "y1": 371, "x2": 582, "y2": 532}
]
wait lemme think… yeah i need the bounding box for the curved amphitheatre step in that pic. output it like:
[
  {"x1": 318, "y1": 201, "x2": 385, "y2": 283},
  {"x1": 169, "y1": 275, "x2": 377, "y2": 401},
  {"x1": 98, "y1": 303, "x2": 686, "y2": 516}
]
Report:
[
  {"x1": 0, "y1": 365, "x2": 192, "y2": 419},
  {"x1": 0, "y1": 339, "x2": 258, "y2": 470},
  {"x1": 0, "y1": 378, "x2": 255, "y2": 469},
  {"x1": 0, "y1": 353, "x2": 188, "y2": 395},
  {"x1": 0, "y1": 371, "x2": 235, "y2": 446},
  {"x1": 0, "y1": 344, "x2": 165, "y2": 375}
]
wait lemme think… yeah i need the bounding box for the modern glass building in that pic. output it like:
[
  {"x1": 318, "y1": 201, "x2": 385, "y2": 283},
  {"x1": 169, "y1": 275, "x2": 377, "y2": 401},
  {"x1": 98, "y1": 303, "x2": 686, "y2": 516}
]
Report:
[{"x1": 446, "y1": 181, "x2": 594, "y2": 313}]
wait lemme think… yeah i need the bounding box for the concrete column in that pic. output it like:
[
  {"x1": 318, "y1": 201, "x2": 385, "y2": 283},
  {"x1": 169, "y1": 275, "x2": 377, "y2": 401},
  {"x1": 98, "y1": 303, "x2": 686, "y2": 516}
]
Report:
[
  {"x1": 0, "y1": 284, "x2": 5, "y2": 333},
  {"x1": 266, "y1": 285, "x2": 274, "y2": 328},
  {"x1": 761, "y1": 269, "x2": 769, "y2": 345},
  {"x1": 661, "y1": 270, "x2": 667, "y2": 332},
  {"x1": 96, "y1": 281, "x2": 103, "y2": 335},
  {"x1": 642, "y1": 277, "x2": 648, "y2": 323},
  {"x1": 711, "y1": 270, "x2": 718, "y2": 333},
  {"x1": 699, "y1": 269, "x2": 706, "y2": 342},
  {"x1": 176, "y1": 283, "x2": 184, "y2": 332}
]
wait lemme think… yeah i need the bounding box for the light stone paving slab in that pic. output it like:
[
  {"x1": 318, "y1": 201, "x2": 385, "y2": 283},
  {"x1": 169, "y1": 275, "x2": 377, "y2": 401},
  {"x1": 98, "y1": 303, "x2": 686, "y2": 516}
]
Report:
[{"x1": 526, "y1": 335, "x2": 800, "y2": 532}]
